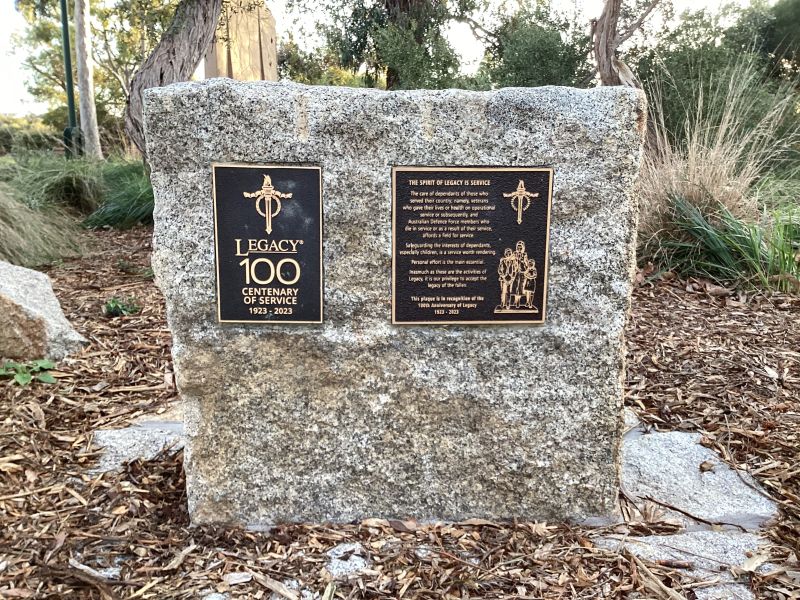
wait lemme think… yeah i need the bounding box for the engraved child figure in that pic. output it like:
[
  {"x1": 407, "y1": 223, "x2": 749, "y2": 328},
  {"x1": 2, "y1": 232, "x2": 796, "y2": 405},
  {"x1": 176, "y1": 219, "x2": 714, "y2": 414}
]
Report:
[
  {"x1": 522, "y1": 256, "x2": 537, "y2": 309},
  {"x1": 497, "y1": 248, "x2": 517, "y2": 310}
]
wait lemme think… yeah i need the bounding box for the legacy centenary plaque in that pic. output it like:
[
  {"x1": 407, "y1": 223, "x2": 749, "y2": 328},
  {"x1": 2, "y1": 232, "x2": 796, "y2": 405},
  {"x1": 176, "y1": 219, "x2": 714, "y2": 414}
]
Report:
[
  {"x1": 392, "y1": 166, "x2": 553, "y2": 324},
  {"x1": 212, "y1": 163, "x2": 323, "y2": 323}
]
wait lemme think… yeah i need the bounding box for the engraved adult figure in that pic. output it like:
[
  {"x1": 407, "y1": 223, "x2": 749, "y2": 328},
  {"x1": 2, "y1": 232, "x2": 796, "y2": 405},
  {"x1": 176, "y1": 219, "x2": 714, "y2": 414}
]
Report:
[
  {"x1": 497, "y1": 248, "x2": 517, "y2": 310},
  {"x1": 511, "y1": 241, "x2": 535, "y2": 309}
]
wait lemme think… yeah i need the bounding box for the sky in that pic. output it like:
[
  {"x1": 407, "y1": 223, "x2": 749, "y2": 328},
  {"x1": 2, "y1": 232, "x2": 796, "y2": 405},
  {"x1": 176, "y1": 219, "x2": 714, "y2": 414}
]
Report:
[{"x1": 0, "y1": 0, "x2": 755, "y2": 116}]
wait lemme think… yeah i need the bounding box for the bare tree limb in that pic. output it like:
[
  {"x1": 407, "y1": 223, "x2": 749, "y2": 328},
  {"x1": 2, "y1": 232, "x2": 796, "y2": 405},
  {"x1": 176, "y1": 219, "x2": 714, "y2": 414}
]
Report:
[{"x1": 615, "y1": 0, "x2": 662, "y2": 48}]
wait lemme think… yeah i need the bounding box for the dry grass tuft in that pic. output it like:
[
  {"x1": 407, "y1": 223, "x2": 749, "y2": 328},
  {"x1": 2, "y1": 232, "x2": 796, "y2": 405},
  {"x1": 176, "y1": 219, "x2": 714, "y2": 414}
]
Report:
[
  {"x1": 639, "y1": 56, "x2": 799, "y2": 238},
  {"x1": 0, "y1": 184, "x2": 86, "y2": 267}
]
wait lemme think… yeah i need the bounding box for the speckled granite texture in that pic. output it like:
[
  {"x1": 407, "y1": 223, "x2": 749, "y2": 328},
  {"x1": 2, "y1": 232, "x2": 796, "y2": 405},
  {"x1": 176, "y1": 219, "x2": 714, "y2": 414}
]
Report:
[
  {"x1": 0, "y1": 260, "x2": 86, "y2": 360},
  {"x1": 143, "y1": 80, "x2": 646, "y2": 526}
]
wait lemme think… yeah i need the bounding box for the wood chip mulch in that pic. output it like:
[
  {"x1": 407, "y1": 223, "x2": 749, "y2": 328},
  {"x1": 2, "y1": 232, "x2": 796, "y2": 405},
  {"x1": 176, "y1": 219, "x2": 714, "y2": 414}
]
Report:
[{"x1": 0, "y1": 227, "x2": 798, "y2": 599}]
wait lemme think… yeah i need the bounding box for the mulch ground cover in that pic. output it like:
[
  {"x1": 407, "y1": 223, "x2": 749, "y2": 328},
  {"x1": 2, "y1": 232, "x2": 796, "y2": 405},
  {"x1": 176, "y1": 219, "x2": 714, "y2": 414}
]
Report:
[{"x1": 0, "y1": 227, "x2": 798, "y2": 599}]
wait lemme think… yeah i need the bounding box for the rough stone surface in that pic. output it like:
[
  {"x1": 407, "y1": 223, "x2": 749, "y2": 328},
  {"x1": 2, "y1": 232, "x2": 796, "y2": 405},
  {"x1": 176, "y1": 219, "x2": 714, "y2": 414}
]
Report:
[
  {"x1": 144, "y1": 80, "x2": 646, "y2": 525},
  {"x1": 325, "y1": 543, "x2": 370, "y2": 579},
  {"x1": 599, "y1": 530, "x2": 770, "y2": 599},
  {"x1": 0, "y1": 261, "x2": 86, "y2": 360},
  {"x1": 91, "y1": 423, "x2": 183, "y2": 473},
  {"x1": 623, "y1": 430, "x2": 777, "y2": 529}
]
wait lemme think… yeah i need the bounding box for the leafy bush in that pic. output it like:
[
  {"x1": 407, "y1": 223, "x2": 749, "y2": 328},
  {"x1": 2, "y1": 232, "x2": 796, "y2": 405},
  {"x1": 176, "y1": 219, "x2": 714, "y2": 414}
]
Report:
[
  {"x1": 0, "y1": 183, "x2": 84, "y2": 267},
  {"x1": 486, "y1": 15, "x2": 589, "y2": 88},
  {"x1": 84, "y1": 160, "x2": 154, "y2": 229}
]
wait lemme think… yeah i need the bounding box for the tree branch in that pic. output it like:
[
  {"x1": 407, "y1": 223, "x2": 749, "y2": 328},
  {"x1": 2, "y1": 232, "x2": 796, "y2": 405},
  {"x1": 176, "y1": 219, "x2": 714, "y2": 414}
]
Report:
[{"x1": 615, "y1": 0, "x2": 662, "y2": 48}]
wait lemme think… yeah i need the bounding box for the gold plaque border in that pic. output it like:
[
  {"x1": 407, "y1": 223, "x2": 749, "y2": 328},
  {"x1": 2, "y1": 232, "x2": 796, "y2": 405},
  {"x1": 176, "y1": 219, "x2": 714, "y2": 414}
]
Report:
[
  {"x1": 212, "y1": 162, "x2": 324, "y2": 325},
  {"x1": 391, "y1": 166, "x2": 554, "y2": 326}
]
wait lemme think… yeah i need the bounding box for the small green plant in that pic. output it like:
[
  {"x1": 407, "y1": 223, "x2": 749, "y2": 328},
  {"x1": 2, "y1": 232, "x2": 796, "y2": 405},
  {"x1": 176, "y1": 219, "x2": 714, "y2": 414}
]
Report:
[
  {"x1": 0, "y1": 359, "x2": 57, "y2": 386},
  {"x1": 102, "y1": 297, "x2": 141, "y2": 317}
]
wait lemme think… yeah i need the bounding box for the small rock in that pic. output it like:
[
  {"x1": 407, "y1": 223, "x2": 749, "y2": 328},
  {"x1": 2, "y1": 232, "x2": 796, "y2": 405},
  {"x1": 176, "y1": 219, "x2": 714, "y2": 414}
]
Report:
[
  {"x1": 201, "y1": 593, "x2": 229, "y2": 600},
  {"x1": 0, "y1": 260, "x2": 86, "y2": 360},
  {"x1": 91, "y1": 423, "x2": 184, "y2": 473},
  {"x1": 622, "y1": 431, "x2": 777, "y2": 529},
  {"x1": 598, "y1": 530, "x2": 772, "y2": 581},
  {"x1": 694, "y1": 584, "x2": 755, "y2": 600},
  {"x1": 325, "y1": 543, "x2": 369, "y2": 579},
  {"x1": 223, "y1": 572, "x2": 252, "y2": 585}
]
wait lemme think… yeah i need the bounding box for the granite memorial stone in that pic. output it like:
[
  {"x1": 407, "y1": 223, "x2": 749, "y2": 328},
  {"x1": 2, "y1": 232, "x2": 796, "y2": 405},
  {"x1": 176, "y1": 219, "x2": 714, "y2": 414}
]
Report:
[{"x1": 143, "y1": 80, "x2": 646, "y2": 525}]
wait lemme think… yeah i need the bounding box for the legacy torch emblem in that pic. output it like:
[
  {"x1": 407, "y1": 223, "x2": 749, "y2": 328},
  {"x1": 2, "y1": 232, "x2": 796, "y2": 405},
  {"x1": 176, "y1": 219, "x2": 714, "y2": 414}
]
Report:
[
  {"x1": 503, "y1": 179, "x2": 539, "y2": 225},
  {"x1": 243, "y1": 175, "x2": 293, "y2": 234}
]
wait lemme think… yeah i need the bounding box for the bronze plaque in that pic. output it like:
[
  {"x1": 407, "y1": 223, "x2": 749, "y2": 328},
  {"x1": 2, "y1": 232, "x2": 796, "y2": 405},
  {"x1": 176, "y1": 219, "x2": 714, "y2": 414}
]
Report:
[
  {"x1": 392, "y1": 166, "x2": 553, "y2": 325},
  {"x1": 212, "y1": 163, "x2": 323, "y2": 324}
]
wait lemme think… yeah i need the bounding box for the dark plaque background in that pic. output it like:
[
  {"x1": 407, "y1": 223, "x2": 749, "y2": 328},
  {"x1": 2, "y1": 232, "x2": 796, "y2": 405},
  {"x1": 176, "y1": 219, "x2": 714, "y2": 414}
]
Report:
[
  {"x1": 392, "y1": 166, "x2": 553, "y2": 324},
  {"x1": 213, "y1": 164, "x2": 323, "y2": 323}
]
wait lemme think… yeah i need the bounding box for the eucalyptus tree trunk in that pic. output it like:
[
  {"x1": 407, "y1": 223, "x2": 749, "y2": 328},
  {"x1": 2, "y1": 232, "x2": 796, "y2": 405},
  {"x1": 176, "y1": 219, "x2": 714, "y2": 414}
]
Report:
[
  {"x1": 74, "y1": 0, "x2": 103, "y2": 159},
  {"x1": 593, "y1": 0, "x2": 622, "y2": 86},
  {"x1": 125, "y1": 0, "x2": 224, "y2": 157}
]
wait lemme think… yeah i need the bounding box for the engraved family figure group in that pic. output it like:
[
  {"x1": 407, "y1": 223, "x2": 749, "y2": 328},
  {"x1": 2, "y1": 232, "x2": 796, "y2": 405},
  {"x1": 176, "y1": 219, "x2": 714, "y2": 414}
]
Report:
[{"x1": 496, "y1": 241, "x2": 538, "y2": 314}]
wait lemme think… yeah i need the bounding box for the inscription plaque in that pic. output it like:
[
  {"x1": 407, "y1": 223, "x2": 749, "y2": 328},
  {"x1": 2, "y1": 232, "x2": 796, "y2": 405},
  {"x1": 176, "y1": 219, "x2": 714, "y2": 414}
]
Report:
[
  {"x1": 212, "y1": 163, "x2": 323, "y2": 323},
  {"x1": 392, "y1": 166, "x2": 553, "y2": 324}
]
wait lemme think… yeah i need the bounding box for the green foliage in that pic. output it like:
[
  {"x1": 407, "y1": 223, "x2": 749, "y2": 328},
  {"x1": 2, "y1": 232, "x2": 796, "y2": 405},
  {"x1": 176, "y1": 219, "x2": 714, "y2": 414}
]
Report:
[
  {"x1": 4, "y1": 152, "x2": 153, "y2": 228},
  {"x1": 102, "y1": 297, "x2": 141, "y2": 317},
  {"x1": 84, "y1": 160, "x2": 153, "y2": 229},
  {"x1": 0, "y1": 183, "x2": 84, "y2": 267},
  {"x1": 0, "y1": 359, "x2": 57, "y2": 386},
  {"x1": 647, "y1": 196, "x2": 800, "y2": 292},
  {"x1": 13, "y1": 0, "x2": 178, "y2": 119},
  {"x1": 375, "y1": 22, "x2": 460, "y2": 89},
  {"x1": 11, "y1": 153, "x2": 103, "y2": 213},
  {"x1": 305, "y1": 0, "x2": 475, "y2": 90},
  {"x1": 635, "y1": 7, "x2": 800, "y2": 149},
  {"x1": 483, "y1": 7, "x2": 589, "y2": 88},
  {"x1": 768, "y1": 0, "x2": 800, "y2": 70},
  {"x1": 278, "y1": 37, "x2": 371, "y2": 87}
]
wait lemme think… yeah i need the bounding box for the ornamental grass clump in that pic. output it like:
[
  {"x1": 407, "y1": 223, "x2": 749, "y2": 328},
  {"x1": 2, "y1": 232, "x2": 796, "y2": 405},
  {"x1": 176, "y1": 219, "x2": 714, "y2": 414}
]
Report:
[
  {"x1": 653, "y1": 195, "x2": 800, "y2": 292},
  {"x1": 0, "y1": 184, "x2": 84, "y2": 267},
  {"x1": 639, "y1": 54, "x2": 800, "y2": 291},
  {"x1": 639, "y1": 56, "x2": 799, "y2": 237}
]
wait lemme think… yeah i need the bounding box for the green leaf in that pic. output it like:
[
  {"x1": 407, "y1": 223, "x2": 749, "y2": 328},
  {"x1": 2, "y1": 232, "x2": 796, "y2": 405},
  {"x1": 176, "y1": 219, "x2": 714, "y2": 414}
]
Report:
[
  {"x1": 35, "y1": 372, "x2": 57, "y2": 384},
  {"x1": 14, "y1": 372, "x2": 33, "y2": 386},
  {"x1": 32, "y1": 359, "x2": 56, "y2": 371}
]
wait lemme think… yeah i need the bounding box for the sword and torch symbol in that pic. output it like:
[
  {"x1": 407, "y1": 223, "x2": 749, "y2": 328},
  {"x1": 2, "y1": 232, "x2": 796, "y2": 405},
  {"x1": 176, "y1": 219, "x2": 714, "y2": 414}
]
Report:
[
  {"x1": 503, "y1": 180, "x2": 539, "y2": 225},
  {"x1": 243, "y1": 175, "x2": 293, "y2": 234}
]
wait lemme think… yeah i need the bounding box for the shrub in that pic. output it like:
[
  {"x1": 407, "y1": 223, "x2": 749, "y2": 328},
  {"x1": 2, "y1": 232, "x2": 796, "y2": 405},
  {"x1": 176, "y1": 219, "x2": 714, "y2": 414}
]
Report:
[{"x1": 0, "y1": 184, "x2": 84, "y2": 267}]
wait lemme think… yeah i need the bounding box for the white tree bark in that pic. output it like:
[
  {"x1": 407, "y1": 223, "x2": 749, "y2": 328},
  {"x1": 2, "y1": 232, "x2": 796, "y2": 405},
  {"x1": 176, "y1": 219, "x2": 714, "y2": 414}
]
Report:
[{"x1": 75, "y1": 0, "x2": 103, "y2": 159}]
